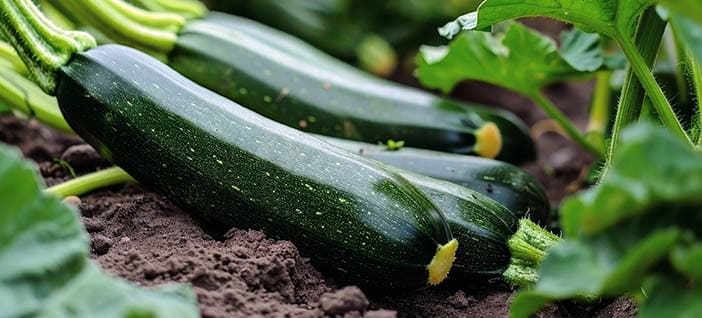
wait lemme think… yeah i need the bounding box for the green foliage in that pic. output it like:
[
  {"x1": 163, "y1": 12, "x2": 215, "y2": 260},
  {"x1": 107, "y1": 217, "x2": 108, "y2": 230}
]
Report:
[
  {"x1": 439, "y1": 0, "x2": 653, "y2": 38},
  {"x1": 0, "y1": 143, "x2": 199, "y2": 318},
  {"x1": 510, "y1": 124, "x2": 702, "y2": 317},
  {"x1": 417, "y1": 23, "x2": 597, "y2": 95}
]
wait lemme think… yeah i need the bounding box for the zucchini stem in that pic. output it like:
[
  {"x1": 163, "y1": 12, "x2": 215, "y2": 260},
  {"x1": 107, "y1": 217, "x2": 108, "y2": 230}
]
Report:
[
  {"x1": 585, "y1": 71, "x2": 612, "y2": 152},
  {"x1": 528, "y1": 91, "x2": 603, "y2": 157},
  {"x1": 129, "y1": 0, "x2": 207, "y2": 20},
  {"x1": 0, "y1": 0, "x2": 95, "y2": 94},
  {"x1": 503, "y1": 219, "x2": 561, "y2": 286},
  {"x1": 615, "y1": 14, "x2": 690, "y2": 146},
  {"x1": 45, "y1": 0, "x2": 183, "y2": 55},
  {"x1": 602, "y1": 8, "x2": 667, "y2": 177},
  {"x1": 45, "y1": 166, "x2": 135, "y2": 198},
  {"x1": 0, "y1": 63, "x2": 73, "y2": 132}
]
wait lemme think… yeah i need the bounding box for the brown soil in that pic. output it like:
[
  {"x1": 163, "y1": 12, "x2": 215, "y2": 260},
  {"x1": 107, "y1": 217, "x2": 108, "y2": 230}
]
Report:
[{"x1": 0, "y1": 75, "x2": 637, "y2": 318}]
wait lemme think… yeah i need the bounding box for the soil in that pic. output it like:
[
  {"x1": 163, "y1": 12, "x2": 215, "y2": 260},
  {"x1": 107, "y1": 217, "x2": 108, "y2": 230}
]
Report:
[{"x1": 0, "y1": 19, "x2": 636, "y2": 317}]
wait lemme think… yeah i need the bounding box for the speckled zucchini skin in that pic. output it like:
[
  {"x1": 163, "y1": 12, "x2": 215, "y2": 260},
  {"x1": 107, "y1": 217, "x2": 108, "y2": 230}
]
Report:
[
  {"x1": 56, "y1": 45, "x2": 453, "y2": 289},
  {"x1": 167, "y1": 16, "x2": 536, "y2": 164},
  {"x1": 322, "y1": 136, "x2": 550, "y2": 222}
]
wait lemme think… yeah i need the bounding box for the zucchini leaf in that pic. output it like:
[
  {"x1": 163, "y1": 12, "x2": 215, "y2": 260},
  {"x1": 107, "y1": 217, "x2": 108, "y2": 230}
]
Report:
[
  {"x1": 416, "y1": 23, "x2": 596, "y2": 96},
  {"x1": 639, "y1": 276, "x2": 702, "y2": 318},
  {"x1": 439, "y1": 0, "x2": 653, "y2": 39},
  {"x1": 510, "y1": 123, "x2": 702, "y2": 317},
  {"x1": 0, "y1": 143, "x2": 200, "y2": 318},
  {"x1": 559, "y1": 28, "x2": 605, "y2": 72}
]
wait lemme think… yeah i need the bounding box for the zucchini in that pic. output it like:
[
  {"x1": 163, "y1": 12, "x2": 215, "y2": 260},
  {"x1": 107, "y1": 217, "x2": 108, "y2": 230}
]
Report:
[
  {"x1": 42, "y1": 1, "x2": 536, "y2": 163},
  {"x1": 0, "y1": 51, "x2": 553, "y2": 285},
  {"x1": 321, "y1": 136, "x2": 550, "y2": 221},
  {"x1": 1, "y1": 0, "x2": 458, "y2": 289}
]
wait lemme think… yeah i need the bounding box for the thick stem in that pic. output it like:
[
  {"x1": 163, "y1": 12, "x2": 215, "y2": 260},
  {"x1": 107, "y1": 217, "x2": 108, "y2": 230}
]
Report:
[
  {"x1": 0, "y1": 0, "x2": 95, "y2": 94},
  {"x1": 603, "y1": 9, "x2": 668, "y2": 177},
  {"x1": 687, "y1": 51, "x2": 702, "y2": 145},
  {"x1": 529, "y1": 91, "x2": 603, "y2": 157},
  {"x1": 45, "y1": 0, "x2": 183, "y2": 54},
  {"x1": 0, "y1": 63, "x2": 72, "y2": 132},
  {"x1": 130, "y1": 0, "x2": 207, "y2": 20},
  {"x1": 585, "y1": 71, "x2": 613, "y2": 151},
  {"x1": 0, "y1": 41, "x2": 27, "y2": 74},
  {"x1": 503, "y1": 219, "x2": 561, "y2": 286},
  {"x1": 45, "y1": 167, "x2": 134, "y2": 198},
  {"x1": 615, "y1": 16, "x2": 691, "y2": 145}
]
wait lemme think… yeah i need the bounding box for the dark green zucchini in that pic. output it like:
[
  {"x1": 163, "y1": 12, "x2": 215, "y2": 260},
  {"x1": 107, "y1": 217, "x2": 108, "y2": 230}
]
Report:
[
  {"x1": 320, "y1": 136, "x2": 550, "y2": 221},
  {"x1": 167, "y1": 17, "x2": 533, "y2": 162},
  {"x1": 55, "y1": 44, "x2": 457, "y2": 289}
]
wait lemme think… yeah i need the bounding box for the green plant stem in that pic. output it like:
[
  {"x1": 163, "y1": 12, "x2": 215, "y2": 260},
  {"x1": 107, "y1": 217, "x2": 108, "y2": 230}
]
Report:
[
  {"x1": 45, "y1": 0, "x2": 183, "y2": 54},
  {"x1": 0, "y1": 41, "x2": 27, "y2": 75},
  {"x1": 528, "y1": 91, "x2": 603, "y2": 157},
  {"x1": 503, "y1": 219, "x2": 561, "y2": 287},
  {"x1": 129, "y1": 0, "x2": 207, "y2": 20},
  {"x1": 687, "y1": 51, "x2": 702, "y2": 145},
  {"x1": 585, "y1": 71, "x2": 613, "y2": 152},
  {"x1": 0, "y1": 0, "x2": 95, "y2": 94},
  {"x1": 664, "y1": 28, "x2": 691, "y2": 107},
  {"x1": 603, "y1": 8, "x2": 669, "y2": 176},
  {"x1": 45, "y1": 167, "x2": 134, "y2": 198},
  {"x1": 0, "y1": 64, "x2": 72, "y2": 132},
  {"x1": 615, "y1": 18, "x2": 690, "y2": 146}
]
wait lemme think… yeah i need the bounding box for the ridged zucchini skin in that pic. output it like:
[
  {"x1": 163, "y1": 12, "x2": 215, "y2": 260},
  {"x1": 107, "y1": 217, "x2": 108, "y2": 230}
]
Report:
[
  {"x1": 322, "y1": 136, "x2": 550, "y2": 222},
  {"x1": 167, "y1": 17, "x2": 536, "y2": 163},
  {"x1": 56, "y1": 45, "x2": 454, "y2": 289}
]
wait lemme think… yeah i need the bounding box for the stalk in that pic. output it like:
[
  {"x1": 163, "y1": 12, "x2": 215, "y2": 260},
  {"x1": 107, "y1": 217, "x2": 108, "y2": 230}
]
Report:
[
  {"x1": 528, "y1": 91, "x2": 603, "y2": 157},
  {"x1": 687, "y1": 51, "x2": 702, "y2": 145},
  {"x1": 45, "y1": 0, "x2": 183, "y2": 55},
  {"x1": 0, "y1": 41, "x2": 27, "y2": 74},
  {"x1": 129, "y1": 0, "x2": 207, "y2": 20},
  {"x1": 503, "y1": 219, "x2": 561, "y2": 286},
  {"x1": 46, "y1": 167, "x2": 135, "y2": 198},
  {"x1": 0, "y1": 64, "x2": 72, "y2": 132},
  {"x1": 0, "y1": 0, "x2": 95, "y2": 94},
  {"x1": 615, "y1": 10, "x2": 690, "y2": 146},
  {"x1": 585, "y1": 71, "x2": 613, "y2": 152},
  {"x1": 603, "y1": 8, "x2": 668, "y2": 177}
]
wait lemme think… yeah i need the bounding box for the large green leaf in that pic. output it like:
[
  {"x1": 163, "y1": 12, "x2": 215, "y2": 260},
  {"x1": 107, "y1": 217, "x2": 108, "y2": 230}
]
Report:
[
  {"x1": 560, "y1": 123, "x2": 702, "y2": 236},
  {"x1": 439, "y1": 0, "x2": 655, "y2": 39},
  {"x1": 0, "y1": 143, "x2": 200, "y2": 318},
  {"x1": 510, "y1": 124, "x2": 702, "y2": 317},
  {"x1": 417, "y1": 22, "x2": 593, "y2": 96},
  {"x1": 510, "y1": 227, "x2": 681, "y2": 318},
  {"x1": 639, "y1": 276, "x2": 702, "y2": 318}
]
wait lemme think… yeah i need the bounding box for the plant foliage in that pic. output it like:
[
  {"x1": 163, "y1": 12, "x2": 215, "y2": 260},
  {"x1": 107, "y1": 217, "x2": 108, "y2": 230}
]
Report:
[{"x1": 0, "y1": 143, "x2": 200, "y2": 318}]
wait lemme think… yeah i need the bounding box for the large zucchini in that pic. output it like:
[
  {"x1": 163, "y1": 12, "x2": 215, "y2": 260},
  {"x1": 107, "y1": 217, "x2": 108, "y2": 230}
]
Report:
[
  {"x1": 321, "y1": 136, "x2": 550, "y2": 221},
  {"x1": 42, "y1": 1, "x2": 536, "y2": 163}
]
